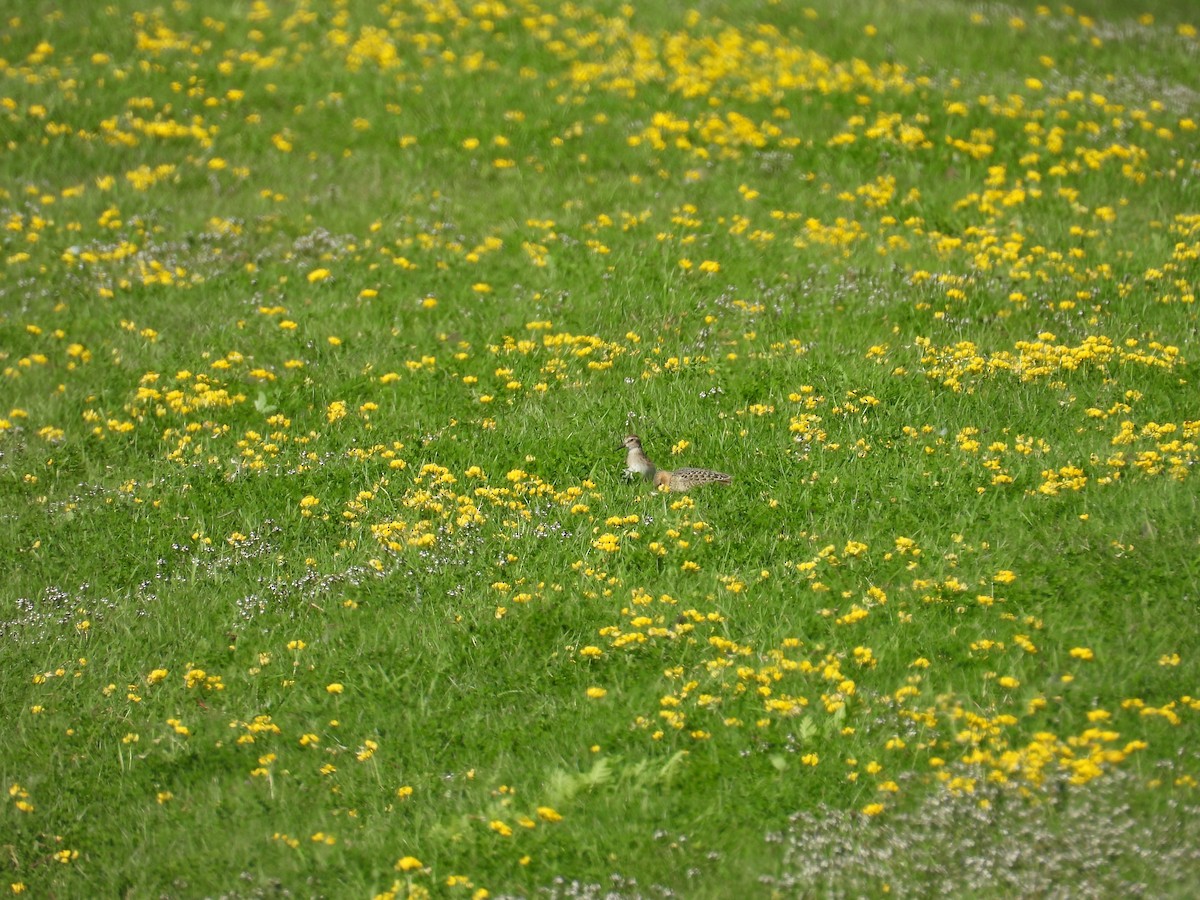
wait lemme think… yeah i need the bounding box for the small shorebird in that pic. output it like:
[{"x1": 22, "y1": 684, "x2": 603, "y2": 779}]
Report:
[{"x1": 620, "y1": 435, "x2": 732, "y2": 492}]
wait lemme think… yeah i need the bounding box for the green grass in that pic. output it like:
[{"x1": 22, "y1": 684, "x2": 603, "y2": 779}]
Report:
[{"x1": 2, "y1": 0, "x2": 1200, "y2": 896}]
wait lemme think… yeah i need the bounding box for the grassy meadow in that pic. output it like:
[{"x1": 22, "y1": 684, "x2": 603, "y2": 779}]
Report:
[{"x1": 3, "y1": 0, "x2": 1200, "y2": 896}]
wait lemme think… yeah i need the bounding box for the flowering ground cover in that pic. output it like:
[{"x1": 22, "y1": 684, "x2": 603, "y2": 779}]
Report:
[{"x1": 2, "y1": 0, "x2": 1199, "y2": 896}]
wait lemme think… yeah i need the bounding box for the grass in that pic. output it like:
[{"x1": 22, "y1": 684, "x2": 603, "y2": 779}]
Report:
[{"x1": 2, "y1": 0, "x2": 1199, "y2": 896}]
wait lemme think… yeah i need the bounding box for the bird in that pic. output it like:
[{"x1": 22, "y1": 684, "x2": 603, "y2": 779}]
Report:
[{"x1": 620, "y1": 434, "x2": 732, "y2": 492}]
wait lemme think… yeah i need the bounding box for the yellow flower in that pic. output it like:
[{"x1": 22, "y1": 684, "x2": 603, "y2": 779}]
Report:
[
  {"x1": 586, "y1": 686, "x2": 607, "y2": 699},
  {"x1": 326, "y1": 682, "x2": 344, "y2": 694},
  {"x1": 395, "y1": 855, "x2": 423, "y2": 872},
  {"x1": 592, "y1": 533, "x2": 620, "y2": 553},
  {"x1": 356, "y1": 739, "x2": 379, "y2": 761}
]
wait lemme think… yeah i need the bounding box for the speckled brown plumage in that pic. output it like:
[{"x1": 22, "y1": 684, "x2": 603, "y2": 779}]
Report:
[{"x1": 620, "y1": 435, "x2": 732, "y2": 492}]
